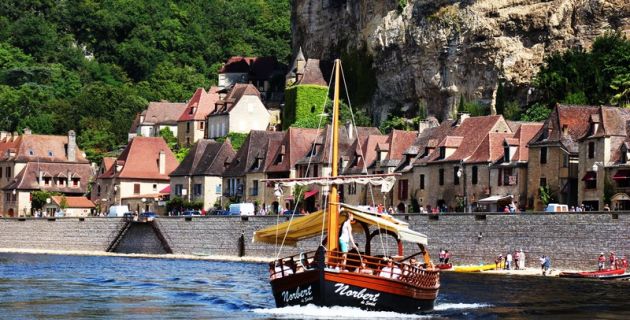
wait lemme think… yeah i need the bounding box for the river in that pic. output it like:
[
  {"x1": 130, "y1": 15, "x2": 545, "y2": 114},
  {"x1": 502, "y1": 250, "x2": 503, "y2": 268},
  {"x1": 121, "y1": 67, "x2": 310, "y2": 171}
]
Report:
[{"x1": 1, "y1": 253, "x2": 628, "y2": 319}]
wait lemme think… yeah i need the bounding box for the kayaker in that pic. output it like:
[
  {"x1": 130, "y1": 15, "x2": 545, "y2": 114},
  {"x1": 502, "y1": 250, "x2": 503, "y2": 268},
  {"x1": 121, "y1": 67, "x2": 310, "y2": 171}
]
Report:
[{"x1": 598, "y1": 253, "x2": 606, "y2": 270}]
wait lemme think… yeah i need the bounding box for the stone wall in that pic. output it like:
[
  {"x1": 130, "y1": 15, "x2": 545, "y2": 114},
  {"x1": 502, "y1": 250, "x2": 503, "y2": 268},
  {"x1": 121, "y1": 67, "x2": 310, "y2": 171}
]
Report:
[{"x1": 1, "y1": 212, "x2": 628, "y2": 269}]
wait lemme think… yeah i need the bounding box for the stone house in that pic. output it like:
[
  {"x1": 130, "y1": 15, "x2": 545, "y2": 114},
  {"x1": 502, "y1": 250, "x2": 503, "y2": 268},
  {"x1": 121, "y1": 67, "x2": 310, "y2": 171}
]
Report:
[
  {"x1": 222, "y1": 131, "x2": 284, "y2": 209},
  {"x1": 368, "y1": 130, "x2": 418, "y2": 212},
  {"x1": 422, "y1": 115, "x2": 512, "y2": 212},
  {"x1": 0, "y1": 130, "x2": 93, "y2": 217},
  {"x1": 92, "y1": 137, "x2": 178, "y2": 215},
  {"x1": 483, "y1": 122, "x2": 544, "y2": 211},
  {"x1": 218, "y1": 56, "x2": 287, "y2": 106},
  {"x1": 43, "y1": 196, "x2": 95, "y2": 217},
  {"x1": 206, "y1": 83, "x2": 271, "y2": 139},
  {"x1": 343, "y1": 132, "x2": 388, "y2": 205},
  {"x1": 170, "y1": 140, "x2": 235, "y2": 211},
  {"x1": 527, "y1": 105, "x2": 599, "y2": 210},
  {"x1": 177, "y1": 87, "x2": 220, "y2": 147},
  {"x1": 400, "y1": 118, "x2": 454, "y2": 212},
  {"x1": 576, "y1": 107, "x2": 630, "y2": 210},
  {"x1": 294, "y1": 124, "x2": 380, "y2": 212},
  {"x1": 128, "y1": 101, "x2": 187, "y2": 141},
  {"x1": 265, "y1": 127, "x2": 319, "y2": 213}
]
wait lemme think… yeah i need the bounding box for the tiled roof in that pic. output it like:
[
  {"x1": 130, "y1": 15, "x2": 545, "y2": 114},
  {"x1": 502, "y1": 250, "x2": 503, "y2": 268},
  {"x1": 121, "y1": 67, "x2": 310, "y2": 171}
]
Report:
[
  {"x1": 3, "y1": 161, "x2": 93, "y2": 193},
  {"x1": 170, "y1": 139, "x2": 235, "y2": 177},
  {"x1": 295, "y1": 59, "x2": 327, "y2": 86},
  {"x1": 178, "y1": 87, "x2": 220, "y2": 122},
  {"x1": 346, "y1": 134, "x2": 389, "y2": 174},
  {"x1": 224, "y1": 131, "x2": 284, "y2": 177},
  {"x1": 514, "y1": 122, "x2": 544, "y2": 161},
  {"x1": 219, "y1": 56, "x2": 286, "y2": 81},
  {"x1": 266, "y1": 128, "x2": 319, "y2": 173},
  {"x1": 296, "y1": 125, "x2": 380, "y2": 166},
  {"x1": 466, "y1": 132, "x2": 513, "y2": 163},
  {"x1": 371, "y1": 130, "x2": 418, "y2": 168},
  {"x1": 0, "y1": 133, "x2": 88, "y2": 163},
  {"x1": 429, "y1": 115, "x2": 509, "y2": 162},
  {"x1": 102, "y1": 157, "x2": 116, "y2": 173},
  {"x1": 409, "y1": 119, "x2": 458, "y2": 167},
  {"x1": 529, "y1": 104, "x2": 600, "y2": 153},
  {"x1": 210, "y1": 83, "x2": 262, "y2": 115},
  {"x1": 51, "y1": 196, "x2": 95, "y2": 208},
  {"x1": 142, "y1": 101, "x2": 187, "y2": 125},
  {"x1": 106, "y1": 137, "x2": 178, "y2": 180}
]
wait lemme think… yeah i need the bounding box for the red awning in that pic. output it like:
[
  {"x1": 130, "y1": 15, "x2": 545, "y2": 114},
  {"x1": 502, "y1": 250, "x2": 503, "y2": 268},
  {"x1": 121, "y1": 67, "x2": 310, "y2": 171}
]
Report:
[
  {"x1": 581, "y1": 171, "x2": 596, "y2": 181},
  {"x1": 159, "y1": 185, "x2": 171, "y2": 193},
  {"x1": 303, "y1": 189, "x2": 319, "y2": 199},
  {"x1": 612, "y1": 170, "x2": 630, "y2": 180}
]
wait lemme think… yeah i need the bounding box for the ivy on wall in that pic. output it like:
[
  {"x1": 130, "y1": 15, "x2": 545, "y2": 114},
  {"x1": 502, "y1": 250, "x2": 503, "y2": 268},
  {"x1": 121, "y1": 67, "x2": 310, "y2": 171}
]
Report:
[{"x1": 282, "y1": 84, "x2": 328, "y2": 129}]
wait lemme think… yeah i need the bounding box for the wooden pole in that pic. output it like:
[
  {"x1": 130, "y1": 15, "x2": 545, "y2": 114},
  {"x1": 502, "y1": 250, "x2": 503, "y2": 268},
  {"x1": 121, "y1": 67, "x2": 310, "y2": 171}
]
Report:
[{"x1": 326, "y1": 59, "x2": 341, "y2": 252}]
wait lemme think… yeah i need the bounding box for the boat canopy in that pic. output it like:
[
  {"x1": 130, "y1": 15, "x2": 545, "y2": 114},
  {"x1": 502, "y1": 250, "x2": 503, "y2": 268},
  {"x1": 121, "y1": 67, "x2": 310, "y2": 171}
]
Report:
[{"x1": 253, "y1": 203, "x2": 427, "y2": 246}]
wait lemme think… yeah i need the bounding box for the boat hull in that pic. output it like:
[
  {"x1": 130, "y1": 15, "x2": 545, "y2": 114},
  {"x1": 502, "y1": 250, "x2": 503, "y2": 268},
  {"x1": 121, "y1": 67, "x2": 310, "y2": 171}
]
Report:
[
  {"x1": 454, "y1": 264, "x2": 496, "y2": 272},
  {"x1": 271, "y1": 269, "x2": 438, "y2": 313},
  {"x1": 559, "y1": 268, "x2": 627, "y2": 278}
]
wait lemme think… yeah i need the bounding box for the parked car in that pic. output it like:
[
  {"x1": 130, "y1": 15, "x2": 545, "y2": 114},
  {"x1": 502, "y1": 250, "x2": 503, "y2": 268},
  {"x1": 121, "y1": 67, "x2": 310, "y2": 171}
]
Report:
[
  {"x1": 182, "y1": 210, "x2": 201, "y2": 216},
  {"x1": 139, "y1": 212, "x2": 157, "y2": 222},
  {"x1": 229, "y1": 203, "x2": 255, "y2": 216},
  {"x1": 209, "y1": 209, "x2": 229, "y2": 215},
  {"x1": 107, "y1": 205, "x2": 130, "y2": 217},
  {"x1": 122, "y1": 212, "x2": 135, "y2": 221}
]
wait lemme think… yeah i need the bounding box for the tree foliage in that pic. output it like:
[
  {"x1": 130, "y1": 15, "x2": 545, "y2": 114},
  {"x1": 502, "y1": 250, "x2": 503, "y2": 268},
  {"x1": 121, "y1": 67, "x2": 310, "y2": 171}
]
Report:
[{"x1": 0, "y1": 0, "x2": 291, "y2": 162}]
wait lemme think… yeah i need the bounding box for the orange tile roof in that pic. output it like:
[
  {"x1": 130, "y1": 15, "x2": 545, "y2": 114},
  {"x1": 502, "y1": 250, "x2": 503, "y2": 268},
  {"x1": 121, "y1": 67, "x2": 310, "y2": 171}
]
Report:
[
  {"x1": 265, "y1": 128, "x2": 319, "y2": 173},
  {"x1": 51, "y1": 196, "x2": 95, "y2": 208},
  {"x1": 178, "y1": 87, "x2": 220, "y2": 122},
  {"x1": 0, "y1": 134, "x2": 88, "y2": 163},
  {"x1": 210, "y1": 83, "x2": 262, "y2": 115},
  {"x1": 107, "y1": 137, "x2": 178, "y2": 180},
  {"x1": 143, "y1": 101, "x2": 187, "y2": 125},
  {"x1": 431, "y1": 115, "x2": 508, "y2": 162}
]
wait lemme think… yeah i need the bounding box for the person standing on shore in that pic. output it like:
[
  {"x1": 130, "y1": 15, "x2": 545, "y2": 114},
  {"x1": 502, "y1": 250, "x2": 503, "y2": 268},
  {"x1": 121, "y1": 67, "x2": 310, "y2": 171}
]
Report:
[
  {"x1": 506, "y1": 252, "x2": 513, "y2": 270},
  {"x1": 514, "y1": 250, "x2": 520, "y2": 270},
  {"x1": 519, "y1": 249, "x2": 526, "y2": 270},
  {"x1": 540, "y1": 256, "x2": 551, "y2": 276}
]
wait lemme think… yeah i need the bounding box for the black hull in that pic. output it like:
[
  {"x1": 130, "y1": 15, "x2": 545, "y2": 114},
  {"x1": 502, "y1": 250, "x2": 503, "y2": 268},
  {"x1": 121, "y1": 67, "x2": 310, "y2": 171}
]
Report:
[{"x1": 270, "y1": 269, "x2": 437, "y2": 313}]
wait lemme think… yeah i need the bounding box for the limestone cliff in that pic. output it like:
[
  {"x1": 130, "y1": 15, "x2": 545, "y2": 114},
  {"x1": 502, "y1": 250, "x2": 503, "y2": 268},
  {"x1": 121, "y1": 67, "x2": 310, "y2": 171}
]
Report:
[{"x1": 292, "y1": 0, "x2": 630, "y2": 121}]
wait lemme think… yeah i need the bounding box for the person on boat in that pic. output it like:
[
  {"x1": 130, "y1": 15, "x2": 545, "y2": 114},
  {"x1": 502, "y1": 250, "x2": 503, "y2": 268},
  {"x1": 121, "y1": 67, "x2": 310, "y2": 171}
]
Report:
[
  {"x1": 444, "y1": 250, "x2": 451, "y2": 264},
  {"x1": 439, "y1": 249, "x2": 445, "y2": 263},
  {"x1": 380, "y1": 258, "x2": 401, "y2": 280},
  {"x1": 609, "y1": 251, "x2": 617, "y2": 269},
  {"x1": 598, "y1": 253, "x2": 606, "y2": 270},
  {"x1": 377, "y1": 203, "x2": 384, "y2": 213},
  {"x1": 271, "y1": 260, "x2": 294, "y2": 280},
  {"x1": 355, "y1": 258, "x2": 373, "y2": 275},
  {"x1": 339, "y1": 213, "x2": 358, "y2": 270}
]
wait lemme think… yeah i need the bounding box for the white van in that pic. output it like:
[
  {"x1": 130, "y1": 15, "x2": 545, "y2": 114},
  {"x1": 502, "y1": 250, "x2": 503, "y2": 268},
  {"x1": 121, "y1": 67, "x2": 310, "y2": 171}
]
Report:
[
  {"x1": 107, "y1": 205, "x2": 130, "y2": 217},
  {"x1": 229, "y1": 203, "x2": 255, "y2": 216},
  {"x1": 545, "y1": 203, "x2": 569, "y2": 212}
]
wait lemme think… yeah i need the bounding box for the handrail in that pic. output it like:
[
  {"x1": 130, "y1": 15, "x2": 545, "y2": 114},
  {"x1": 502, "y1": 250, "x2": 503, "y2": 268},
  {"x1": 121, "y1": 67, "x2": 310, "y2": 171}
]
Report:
[{"x1": 269, "y1": 250, "x2": 440, "y2": 290}]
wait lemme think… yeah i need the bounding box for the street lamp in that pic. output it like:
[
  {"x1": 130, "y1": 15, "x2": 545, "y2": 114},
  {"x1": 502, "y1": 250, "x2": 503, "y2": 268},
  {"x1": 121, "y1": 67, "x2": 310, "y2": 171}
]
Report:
[{"x1": 457, "y1": 164, "x2": 467, "y2": 212}]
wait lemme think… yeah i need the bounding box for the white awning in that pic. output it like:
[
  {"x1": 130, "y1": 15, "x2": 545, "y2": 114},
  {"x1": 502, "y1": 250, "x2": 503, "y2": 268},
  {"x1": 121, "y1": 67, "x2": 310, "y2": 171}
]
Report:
[{"x1": 478, "y1": 195, "x2": 513, "y2": 203}]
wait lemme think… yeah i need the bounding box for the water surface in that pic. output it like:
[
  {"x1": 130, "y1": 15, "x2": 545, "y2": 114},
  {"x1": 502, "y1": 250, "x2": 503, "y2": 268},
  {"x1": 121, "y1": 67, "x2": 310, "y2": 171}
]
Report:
[{"x1": 1, "y1": 253, "x2": 628, "y2": 319}]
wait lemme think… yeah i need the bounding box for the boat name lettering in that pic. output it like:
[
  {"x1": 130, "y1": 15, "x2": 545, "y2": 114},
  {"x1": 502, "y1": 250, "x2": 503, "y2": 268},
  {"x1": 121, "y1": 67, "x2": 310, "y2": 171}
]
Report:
[
  {"x1": 281, "y1": 286, "x2": 313, "y2": 303},
  {"x1": 334, "y1": 283, "x2": 380, "y2": 305}
]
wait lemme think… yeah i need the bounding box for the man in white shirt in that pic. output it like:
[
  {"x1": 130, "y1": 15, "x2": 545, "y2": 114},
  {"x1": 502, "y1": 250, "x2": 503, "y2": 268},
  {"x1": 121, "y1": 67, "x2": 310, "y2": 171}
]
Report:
[{"x1": 339, "y1": 212, "x2": 357, "y2": 269}]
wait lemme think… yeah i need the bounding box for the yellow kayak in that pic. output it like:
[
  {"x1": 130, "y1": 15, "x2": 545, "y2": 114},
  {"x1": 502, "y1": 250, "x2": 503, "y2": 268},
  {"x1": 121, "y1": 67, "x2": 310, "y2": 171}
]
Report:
[{"x1": 454, "y1": 264, "x2": 496, "y2": 272}]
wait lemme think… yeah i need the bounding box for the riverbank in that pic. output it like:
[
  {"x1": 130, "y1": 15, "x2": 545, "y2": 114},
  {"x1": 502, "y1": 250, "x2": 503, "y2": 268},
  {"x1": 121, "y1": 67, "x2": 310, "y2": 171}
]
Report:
[{"x1": 1, "y1": 247, "x2": 589, "y2": 277}]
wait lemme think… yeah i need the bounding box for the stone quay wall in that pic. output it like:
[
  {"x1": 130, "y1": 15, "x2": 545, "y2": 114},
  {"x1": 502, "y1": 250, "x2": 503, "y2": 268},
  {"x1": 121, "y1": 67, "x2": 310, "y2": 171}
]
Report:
[{"x1": 0, "y1": 212, "x2": 628, "y2": 270}]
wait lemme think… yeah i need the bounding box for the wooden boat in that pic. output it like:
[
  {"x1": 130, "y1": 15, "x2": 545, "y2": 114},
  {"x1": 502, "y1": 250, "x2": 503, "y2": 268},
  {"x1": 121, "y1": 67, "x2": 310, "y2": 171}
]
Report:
[
  {"x1": 436, "y1": 263, "x2": 453, "y2": 270},
  {"x1": 558, "y1": 268, "x2": 627, "y2": 278},
  {"x1": 454, "y1": 264, "x2": 496, "y2": 272},
  {"x1": 253, "y1": 60, "x2": 440, "y2": 313}
]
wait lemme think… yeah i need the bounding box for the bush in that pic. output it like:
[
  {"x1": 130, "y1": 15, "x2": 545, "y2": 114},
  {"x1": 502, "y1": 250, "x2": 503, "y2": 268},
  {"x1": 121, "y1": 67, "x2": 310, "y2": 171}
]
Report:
[{"x1": 283, "y1": 84, "x2": 328, "y2": 129}]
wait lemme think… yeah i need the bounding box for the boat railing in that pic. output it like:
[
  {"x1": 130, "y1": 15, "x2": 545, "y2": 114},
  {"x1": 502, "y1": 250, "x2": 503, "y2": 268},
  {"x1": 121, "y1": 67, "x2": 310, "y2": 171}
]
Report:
[{"x1": 269, "y1": 250, "x2": 440, "y2": 289}]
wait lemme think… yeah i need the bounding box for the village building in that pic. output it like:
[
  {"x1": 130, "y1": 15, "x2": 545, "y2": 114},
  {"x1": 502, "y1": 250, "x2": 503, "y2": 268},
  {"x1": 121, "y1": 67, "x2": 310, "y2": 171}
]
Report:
[
  {"x1": 294, "y1": 124, "x2": 380, "y2": 212},
  {"x1": 265, "y1": 127, "x2": 319, "y2": 213},
  {"x1": 169, "y1": 140, "x2": 235, "y2": 212},
  {"x1": 484, "y1": 122, "x2": 543, "y2": 212},
  {"x1": 43, "y1": 196, "x2": 95, "y2": 217},
  {"x1": 206, "y1": 83, "x2": 271, "y2": 139},
  {"x1": 527, "y1": 105, "x2": 600, "y2": 210},
  {"x1": 217, "y1": 56, "x2": 287, "y2": 105},
  {"x1": 343, "y1": 132, "x2": 389, "y2": 206},
  {"x1": 0, "y1": 130, "x2": 93, "y2": 217},
  {"x1": 367, "y1": 130, "x2": 418, "y2": 212},
  {"x1": 128, "y1": 101, "x2": 187, "y2": 141},
  {"x1": 421, "y1": 114, "x2": 512, "y2": 212},
  {"x1": 222, "y1": 131, "x2": 284, "y2": 209},
  {"x1": 177, "y1": 87, "x2": 220, "y2": 147},
  {"x1": 91, "y1": 137, "x2": 178, "y2": 215},
  {"x1": 575, "y1": 106, "x2": 630, "y2": 210}
]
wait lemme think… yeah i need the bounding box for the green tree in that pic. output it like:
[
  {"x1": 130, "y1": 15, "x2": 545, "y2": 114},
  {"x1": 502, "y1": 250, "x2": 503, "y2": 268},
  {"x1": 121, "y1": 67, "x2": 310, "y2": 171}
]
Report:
[
  {"x1": 520, "y1": 103, "x2": 552, "y2": 122},
  {"x1": 31, "y1": 191, "x2": 58, "y2": 210}
]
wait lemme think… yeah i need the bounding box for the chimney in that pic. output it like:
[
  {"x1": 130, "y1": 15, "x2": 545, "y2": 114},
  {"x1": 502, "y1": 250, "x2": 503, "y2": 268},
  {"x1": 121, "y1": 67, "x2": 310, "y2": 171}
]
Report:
[
  {"x1": 12, "y1": 132, "x2": 18, "y2": 141},
  {"x1": 418, "y1": 120, "x2": 436, "y2": 135},
  {"x1": 345, "y1": 121, "x2": 354, "y2": 140},
  {"x1": 39, "y1": 170, "x2": 43, "y2": 185},
  {"x1": 159, "y1": 150, "x2": 166, "y2": 175},
  {"x1": 67, "y1": 130, "x2": 76, "y2": 162},
  {"x1": 23, "y1": 128, "x2": 32, "y2": 135},
  {"x1": 0, "y1": 131, "x2": 8, "y2": 141},
  {"x1": 457, "y1": 113, "x2": 470, "y2": 126}
]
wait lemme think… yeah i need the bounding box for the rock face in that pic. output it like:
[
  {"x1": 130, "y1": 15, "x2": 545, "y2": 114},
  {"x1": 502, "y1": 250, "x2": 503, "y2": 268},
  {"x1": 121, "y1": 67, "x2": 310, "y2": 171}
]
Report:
[{"x1": 292, "y1": 0, "x2": 630, "y2": 121}]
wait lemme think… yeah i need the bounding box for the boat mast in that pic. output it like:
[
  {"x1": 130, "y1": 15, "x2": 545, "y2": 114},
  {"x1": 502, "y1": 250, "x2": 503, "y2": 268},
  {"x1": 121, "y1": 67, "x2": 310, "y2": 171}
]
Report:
[{"x1": 326, "y1": 59, "x2": 341, "y2": 252}]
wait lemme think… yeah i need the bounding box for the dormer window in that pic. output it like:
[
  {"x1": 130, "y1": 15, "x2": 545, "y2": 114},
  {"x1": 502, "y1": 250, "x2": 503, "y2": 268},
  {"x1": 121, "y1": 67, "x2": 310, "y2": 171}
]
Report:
[
  {"x1": 274, "y1": 153, "x2": 284, "y2": 164},
  {"x1": 439, "y1": 147, "x2": 446, "y2": 160},
  {"x1": 307, "y1": 143, "x2": 319, "y2": 157},
  {"x1": 503, "y1": 145, "x2": 510, "y2": 163},
  {"x1": 48, "y1": 151, "x2": 53, "y2": 157},
  {"x1": 251, "y1": 157, "x2": 262, "y2": 170}
]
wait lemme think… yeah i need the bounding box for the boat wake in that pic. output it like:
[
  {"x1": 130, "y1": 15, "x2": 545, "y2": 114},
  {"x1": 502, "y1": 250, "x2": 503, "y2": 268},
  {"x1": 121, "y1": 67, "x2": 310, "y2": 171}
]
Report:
[
  {"x1": 252, "y1": 305, "x2": 431, "y2": 319},
  {"x1": 433, "y1": 303, "x2": 491, "y2": 311}
]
